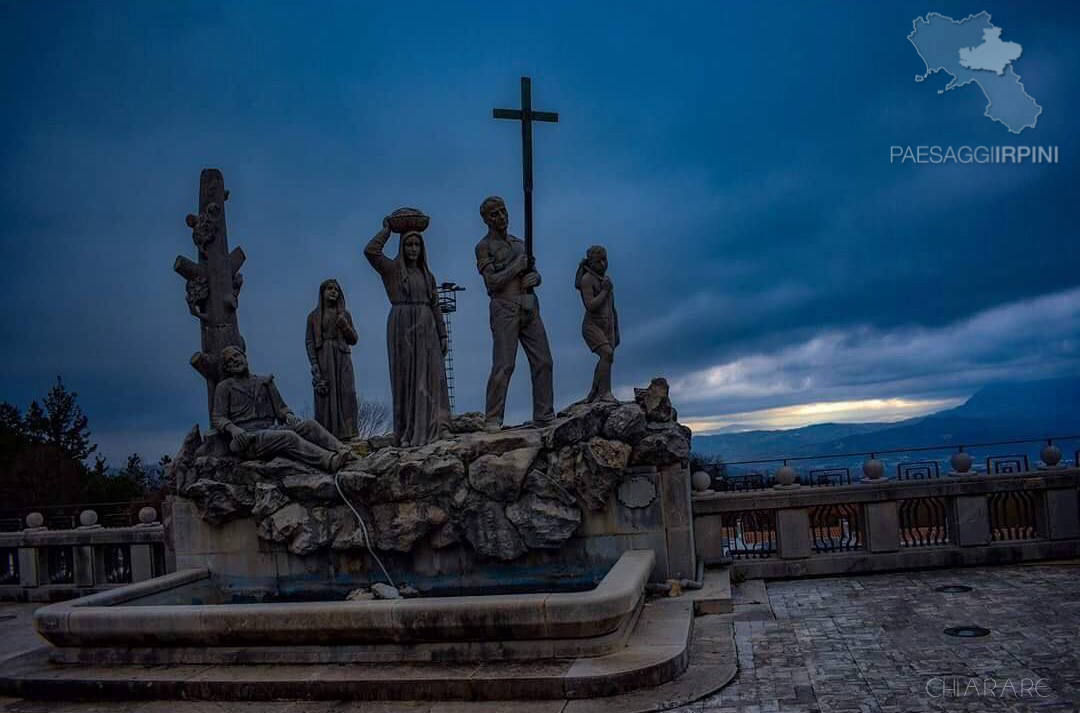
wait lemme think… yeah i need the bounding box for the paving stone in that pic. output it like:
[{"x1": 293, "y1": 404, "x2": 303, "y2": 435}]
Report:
[{"x1": 675, "y1": 563, "x2": 1080, "y2": 713}]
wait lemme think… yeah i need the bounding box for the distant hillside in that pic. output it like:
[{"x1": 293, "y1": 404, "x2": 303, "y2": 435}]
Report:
[
  {"x1": 692, "y1": 376, "x2": 1080, "y2": 463},
  {"x1": 691, "y1": 422, "x2": 898, "y2": 462}
]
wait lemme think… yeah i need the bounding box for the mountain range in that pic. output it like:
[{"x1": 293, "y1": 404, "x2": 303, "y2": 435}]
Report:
[{"x1": 691, "y1": 376, "x2": 1080, "y2": 464}]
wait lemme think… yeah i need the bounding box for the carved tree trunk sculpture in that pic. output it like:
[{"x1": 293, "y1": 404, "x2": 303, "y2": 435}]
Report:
[{"x1": 174, "y1": 169, "x2": 247, "y2": 419}]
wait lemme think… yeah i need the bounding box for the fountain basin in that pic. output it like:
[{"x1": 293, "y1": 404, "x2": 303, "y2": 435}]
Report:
[{"x1": 34, "y1": 550, "x2": 654, "y2": 664}]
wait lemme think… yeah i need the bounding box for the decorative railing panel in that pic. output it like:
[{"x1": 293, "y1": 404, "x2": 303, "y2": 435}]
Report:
[
  {"x1": 103, "y1": 544, "x2": 132, "y2": 584},
  {"x1": 989, "y1": 490, "x2": 1040, "y2": 541},
  {"x1": 47, "y1": 547, "x2": 74, "y2": 585},
  {"x1": 717, "y1": 472, "x2": 768, "y2": 492},
  {"x1": 898, "y1": 461, "x2": 941, "y2": 481},
  {"x1": 898, "y1": 496, "x2": 949, "y2": 546},
  {"x1": 809, "y1": 503, "x2": 862, "y2": 552},
  {"x1": 988, "y1": 455, "x2": 1030, "y2": 475},
  {"x1": 0, "y1": 548, "x2": 18, "y2": 586},
  {"x1": 152, "y1": 543, "x2": 167, "y2": 578},
  {"x1": 808, "y1": 468, "x2": 852, "y2": 486},
  {"x1": 718, "y1": 510, "x2": 776, "y2": 559}
]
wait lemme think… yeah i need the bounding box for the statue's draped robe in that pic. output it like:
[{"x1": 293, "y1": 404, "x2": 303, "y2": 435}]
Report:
[
  {"x1": 306, "y1": 301, "x2": 359, "y2": 440},
  {"x1": 365, "y1": 231, "x2": 450, "y2": 446}
]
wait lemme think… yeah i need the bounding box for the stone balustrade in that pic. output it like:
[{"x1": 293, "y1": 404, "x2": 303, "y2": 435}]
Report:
[
  {"x1": 0, "y1": 506, "x2": 169, "y2": 602},
  {"x1": 692, "y1": 467, "x2": 1080, "y2": 579}
]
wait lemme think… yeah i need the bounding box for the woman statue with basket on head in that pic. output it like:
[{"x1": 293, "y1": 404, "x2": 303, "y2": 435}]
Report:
[{"x1": 364, "y1": 208, "x2": 450, "y2": 446}]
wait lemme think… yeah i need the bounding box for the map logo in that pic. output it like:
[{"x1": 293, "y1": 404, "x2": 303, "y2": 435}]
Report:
[{"x1": 908, "y1": 12, "x2": 1041, "y2": 133}]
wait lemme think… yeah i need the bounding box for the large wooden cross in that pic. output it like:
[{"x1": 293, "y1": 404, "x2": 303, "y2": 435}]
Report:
[{"x1": 493, "y1": 76, "x2": 558, "y2": 265}]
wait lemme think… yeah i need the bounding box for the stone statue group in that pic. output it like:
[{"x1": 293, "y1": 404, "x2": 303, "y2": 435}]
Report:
[{"x1": 209, "y1": 196, "x2": 619, "y2": 472}]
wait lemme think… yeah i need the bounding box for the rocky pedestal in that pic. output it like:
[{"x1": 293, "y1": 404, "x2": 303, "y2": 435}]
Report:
[{"x1": 167, "y1": 380, "x2": 694, "y2": 585}]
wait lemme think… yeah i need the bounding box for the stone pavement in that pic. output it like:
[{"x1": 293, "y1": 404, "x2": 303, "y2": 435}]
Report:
[
  {"x1": 3, "y1": 562, "x2": 1078, "y2": 712},
  {"x1": 680, "y1": 561, "x2": 1080, "y2": 713}
]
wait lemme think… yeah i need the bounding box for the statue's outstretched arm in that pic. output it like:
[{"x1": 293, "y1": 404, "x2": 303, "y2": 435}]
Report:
[{"x1": 364, "y1": 225, "x2": 394, "y2": 275}]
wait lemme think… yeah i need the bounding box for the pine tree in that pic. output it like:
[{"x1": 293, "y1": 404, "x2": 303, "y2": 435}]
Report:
[
  {"x1": 22, "y1": 376, "x2": 97, "y2": 462},
  {"x1": 123, "y1": 453, "x2": 146, "y2": 489},
  {"x1": 0, "y1": 402, "x2": 23, "y2": 437}
]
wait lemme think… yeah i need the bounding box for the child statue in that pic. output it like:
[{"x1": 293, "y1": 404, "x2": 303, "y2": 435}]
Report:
[{"x1": 575, "y1": 245, "x2": 620, "y2": 403}]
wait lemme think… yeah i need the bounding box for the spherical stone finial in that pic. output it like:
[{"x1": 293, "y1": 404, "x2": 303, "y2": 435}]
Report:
[
  {"x1": 1040, "y1": 444, "x2": 1063, "y2": 469},
  {"x1": 950, "y1": 451, "x2": 973, "y2": 474},
  {"x1": 861, "y1": 458, "x2": 885, "y2": 482},
  {"x1": 25, "y1": 512, "x2": 44, "y2": 529},
  {"x1": 775, "y1": 465, "x2": 797, "y2": 486},
  {"x1": 79, "y1": 509, "x2": 99, "y2": 527},
  {"x1": 691, "y1": 470, "x2": 712, "y2": 492},
  {"x1": 138, "y1": 506, "x2": 158, "y2": 525}
]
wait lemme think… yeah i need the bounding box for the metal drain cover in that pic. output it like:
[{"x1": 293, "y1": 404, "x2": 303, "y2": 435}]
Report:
[
  {"x1": 944, "y1": 625, "x2": 990, "y2": 638},
  {"x1": 935, "y1": 585, "x2": 973, "y2": 593}
]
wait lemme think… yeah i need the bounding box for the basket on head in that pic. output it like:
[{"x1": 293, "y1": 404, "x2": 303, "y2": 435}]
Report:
[{"x1": 387, "y1": 207, "x2": 430, "y2": 234}]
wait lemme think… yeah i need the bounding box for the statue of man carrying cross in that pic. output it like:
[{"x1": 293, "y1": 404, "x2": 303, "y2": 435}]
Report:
[
  {"x1": 475, "y1": 196, "x2": 553, "y2": 431},
  {"x1": 476, "y1": 77, "x2": 559, "y2": 432}
]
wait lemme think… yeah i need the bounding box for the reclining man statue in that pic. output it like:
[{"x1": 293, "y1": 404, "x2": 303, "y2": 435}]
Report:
[{"x1": 212, "y1": 345, "x2": 354, "y2": 473}]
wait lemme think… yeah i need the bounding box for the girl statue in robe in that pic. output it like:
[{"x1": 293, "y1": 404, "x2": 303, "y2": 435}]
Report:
[
  {"x1": 305, "y1": 279, "x2": 360, "y2": 440},
  {"x1": 576, "y1": 245, "x2": 620, "y2": 403},
  {"x1": 365, "y1": 216, "x2": 450, "y2": 446}
]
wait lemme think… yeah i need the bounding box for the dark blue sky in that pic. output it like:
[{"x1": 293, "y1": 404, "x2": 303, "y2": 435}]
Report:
[{"x1": 2, "y1": 1, "x2": 1078, "y2": 462}]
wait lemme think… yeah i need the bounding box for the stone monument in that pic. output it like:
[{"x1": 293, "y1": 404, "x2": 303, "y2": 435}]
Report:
[
  {"x1": 305, "y1": 278, "x2": 359, "y2": 440},
  {"x1": 12, "y1": 83, "x2": 732, "y2": 707}
]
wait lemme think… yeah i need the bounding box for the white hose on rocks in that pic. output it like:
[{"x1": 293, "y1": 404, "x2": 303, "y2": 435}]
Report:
[{"x1": 334, "y1": 471, "x2": 396, "y2": 590}]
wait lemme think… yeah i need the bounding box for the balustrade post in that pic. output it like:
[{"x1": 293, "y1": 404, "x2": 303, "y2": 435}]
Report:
[
  {"x1": 17, "y1": 548, "x2": 39, "y2": 588},
  {"x1": 1044, "y1": 488, "x2": 1080, "y2": 540},
  {"x1": 19, "y1": 512, "x2": 45, "y2": 588},
  {"x1": 74, "y1": 545, "x2": 95, "y2": 587},
  {"x1": 131, "y1": 544, "x2": 154, "y2": 582},
  {"x1": 953, "y1": 495, "x2": 991, "y2": 546},
  {"x1": 776, "y1": 507, "x2": 811, "y2": 559},
  {"x1": 863, "y1": 501, "x2": 900, "y2": 553},
  {"x1": 74, "y1": 510, "x2": 100, "y2": 587}
]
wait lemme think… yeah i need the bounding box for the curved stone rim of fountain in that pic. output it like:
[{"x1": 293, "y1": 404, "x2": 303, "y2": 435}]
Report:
[{"x1": 34, "y1": 550, "x2": 655, "y2": 658}]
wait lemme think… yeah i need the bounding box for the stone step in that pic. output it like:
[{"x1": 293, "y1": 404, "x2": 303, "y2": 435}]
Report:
[
  {"x1": 0, "y1": 598, "x2": 693, "y2": 702},
  {"x1": 689, "y1": 566, "x2": 732, "y2": 615}
]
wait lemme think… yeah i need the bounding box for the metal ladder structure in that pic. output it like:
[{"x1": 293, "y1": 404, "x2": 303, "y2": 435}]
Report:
[{"x1": 436, "y1": 282, "x2": 466, "y2": 413}]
